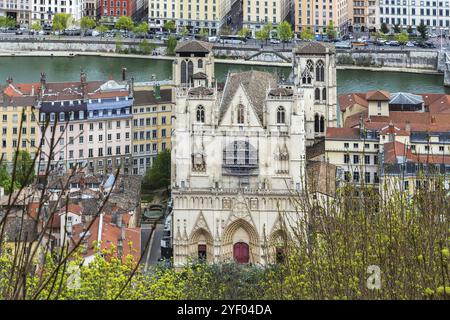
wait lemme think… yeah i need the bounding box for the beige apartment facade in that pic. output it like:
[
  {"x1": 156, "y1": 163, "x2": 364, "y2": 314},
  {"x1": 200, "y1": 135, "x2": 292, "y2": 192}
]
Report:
[
  {"x1": 0, "y1": 0, "x2": 31, "y2": 26},
  {"x1": 242, "y1": 0, "x2": 291, "y2": 35},
  {"x1": 294, "y1": 0, "x2": 350, "y2": 35},
  {"x1": 148, "y1": 0, "x2": 233, "y2": 35},
  {"x1": 347, "y1": 0, "x2": 380, "y2": 32}
]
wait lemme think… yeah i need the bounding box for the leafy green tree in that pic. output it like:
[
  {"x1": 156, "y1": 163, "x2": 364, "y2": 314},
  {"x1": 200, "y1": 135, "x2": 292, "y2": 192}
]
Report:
[
  {"x1": 134, "y1": 22, "x2": 148, "y2": 39},
  {"x1": 115, "y1": 15, "x2": 134, "y2": 32},
  {"x1": 380, "y1": 22, "x2": 389, "y2": 34},
  {"x1": 407, "y1": 25, "x2": 413, "y2": 35},
  {"x1": 180, "y1": 26, "x2": 189, "y2": 37},
  {"x1": 277, "y1": 21, "x2": 294, "y2": 48},
  {"x1": 300, "y1": 27, "x2": 315, "y2": 41},
  {"x1": 31, "y1": 22, "x2": 42, "y2": 32},
  {"x1": 12, "y1": 150, "x2": 36, "y2": 187},
  {"x1": 139, "y1": 39, "x2": 156, "y2": 54},
  {"x1": 395, "y1": 31, "x2": 409, "y2": 44},
  {"x1": 142, "y1": 149, "x2": 171, "y2": 191},
  {"x1": 326, "y1": 20, "x2": 337, "y2": 40},
  {"x1": 0, "y1": 165, "x2": 18, "y2": 194},
  {"x1": 115, "y1": 34, "x2": 124, "y2": 53},
  {"x1": 52, "y1": 13, "x2": 71, "y2": 30},
  {"x1": 238, "y1": 27, "x2": 252, "y2": 38},
  {"x1": 80, "y1": 16, "x2": 96, "y2": 33},
  {"x1": 0, "y1": 16, "x2": 16, "y2": 28},
  {"x1": 166, "y1": 36, "x2": 177, "y2": 56},
  {"x1": 220, "y1": 26, "x2": 231, "y2": 36},
  {"x1": 417, "y1": 21, "x2": 428, "y2": 39},
  {"x1": 163, "y1": 20, "x2": 176, "y2": 33},
  {"x1": 393, "y1": 24, "x2": 401, "y2": 33},
  {"x1": 198, "y1": 28, "x2": 209, "y2": 39},
  {"x1": 256, "y1": 23, "x2": 272, "y2": 46}
]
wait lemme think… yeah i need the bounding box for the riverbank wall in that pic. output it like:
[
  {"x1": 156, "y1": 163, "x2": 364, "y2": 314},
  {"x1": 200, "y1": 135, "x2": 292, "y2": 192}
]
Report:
[{"x1": 0, "y1": 39, "x2": 443, "y2": 75}]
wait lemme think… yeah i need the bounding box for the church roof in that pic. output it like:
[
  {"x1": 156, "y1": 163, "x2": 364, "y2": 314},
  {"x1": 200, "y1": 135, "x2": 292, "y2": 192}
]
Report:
[
  {"x1": 293, "y1": 41, "x2": 335, "y2": 55},
  {"x1": 219, "y1": 70, "x2": 277, "y2": 124},
  {"x1": 188, "y1": 86, "x2": 215, "y2": 96},
  {"x1": 175, "y1": 40, "x2": 213, "y2": 53},
  {"x1": 268, "y1": 87, "x2": 293, "y2": 97}
]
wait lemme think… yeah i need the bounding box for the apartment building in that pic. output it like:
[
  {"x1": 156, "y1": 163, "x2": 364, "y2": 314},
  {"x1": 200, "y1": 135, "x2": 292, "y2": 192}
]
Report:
[
  {"x1": 30, "y1": 0, "x2": 83, "y2": 26},
  {"x1": 242, "y1": 0, "x2": 291, "y2": 35},
  {"x1": 0, "y1": 0, "x2": 31, "y2": 26},
  {"x1": 131, "y1": 85, "x2": 173, "y2": 175},
  {"x1": 1, "y1": 79, "x2": 39, "y2": 168},
  {"x1": 294, "y1": 0, "x2": 350, "y2": 35},
  {"x1": 348, "y1": 0, "x2": 380, "y2": 32},
  {"x1": 326, "y1": 90, "x2": 450, "y2": 192},
  {"x1": 96, "y1": 0, "x2": 133, "y2": 23},
  {"x1": 379, "y1": 0, "x2": 450, "y2": 34},
  {"x1": 83, "y1": 0, "x2": 95, "y2": 17},
  {"x1": 37, "y1": 73, "x2": 134, "y2": 175},
  {"x1": 148, "y1": 0, "x2": 233, "y2": 35}
]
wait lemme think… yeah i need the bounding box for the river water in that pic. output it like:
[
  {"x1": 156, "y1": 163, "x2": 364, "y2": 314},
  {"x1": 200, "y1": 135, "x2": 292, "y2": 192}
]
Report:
[{"x1": 1, "y1": 56, "x2": 449, "y2": 94}]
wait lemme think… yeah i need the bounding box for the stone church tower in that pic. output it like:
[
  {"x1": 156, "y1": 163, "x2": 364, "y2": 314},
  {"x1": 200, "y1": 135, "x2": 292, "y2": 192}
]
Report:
[
  {"x1": 170, "y1": 40, "x2": 335, "y2": 267},
  {"x1": 292, "y1": 42, "x2": 337, "y2": 146}
]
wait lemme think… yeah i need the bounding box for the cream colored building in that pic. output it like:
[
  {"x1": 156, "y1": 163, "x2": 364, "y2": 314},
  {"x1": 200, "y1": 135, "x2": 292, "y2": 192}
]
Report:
[
  {"x1": 347, "y1": 0, "x2": 380, "y2": 32},
  {"x1": 148, "y1": 0, "x2": 233, "y2": 35},
  {"x1": 294, "y1": 0, "x2": 350, "y2": 35},
  {"x1": 242, "y1": 0, "x2": 291, "y2": 35},
  {"x1": 132, "y1": 85, "x2": 174, "y2": 175},
  {"x1": 0, "y1": 0, "x2": 31, "y2": 26}
]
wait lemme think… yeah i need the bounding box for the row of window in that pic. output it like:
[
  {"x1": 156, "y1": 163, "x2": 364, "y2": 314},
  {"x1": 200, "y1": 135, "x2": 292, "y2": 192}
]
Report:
[
  {"x1": 133, "y1": 116, "x2": 168, "y2": 126},
  {"x1": 344, "y1": 154, "x2": 379, "y2": 165},
  {"x1": 344, "y1": 171, "x2": 380, "y2": 184}
]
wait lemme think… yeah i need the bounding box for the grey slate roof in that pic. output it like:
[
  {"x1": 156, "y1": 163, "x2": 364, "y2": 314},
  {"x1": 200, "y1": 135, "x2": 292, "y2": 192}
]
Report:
[
  {"x1": 389, "y1": 92, "x2": 424, "y2": 105},
  {"x1": 175, "y1": 40, "x2": 213, "y2": 53},
  {"x1": 219, "y1": 70, "x2": 277, "y2": 123},
  {"x1": 193, "y1": 72, "x2": 208, "y2": 79},
  {"x1": 293, "y1": 41, "x2": 335, "y2": 55}
]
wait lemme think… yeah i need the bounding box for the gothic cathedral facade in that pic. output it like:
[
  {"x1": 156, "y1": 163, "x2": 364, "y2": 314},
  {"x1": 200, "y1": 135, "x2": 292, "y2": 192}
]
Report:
[{"x1": 170, "y1": 40, "x2": 336, "y2": 267}]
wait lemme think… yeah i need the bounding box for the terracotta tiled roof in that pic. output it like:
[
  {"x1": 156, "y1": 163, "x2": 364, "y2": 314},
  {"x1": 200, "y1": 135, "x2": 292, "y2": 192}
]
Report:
[
  {"x1": 383, "y1": 141, "x2": 450, "y2": 165},
  {"x1": 338, "y1": 92, "x2": 368, "y2": 112},
  {"x1": 326, "y1": 127, "x2": 361, "y2": 139},
  {"x1": 366, "y1": 90, "x2": 390, "y2": 101},
  {"x1": 70, "y1": 214, "x2": 140, "y2": 263}
]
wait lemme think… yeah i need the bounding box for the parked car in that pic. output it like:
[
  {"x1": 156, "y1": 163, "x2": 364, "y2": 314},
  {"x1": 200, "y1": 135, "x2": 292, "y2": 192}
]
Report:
[
  {"x1": 406, "y1": 41, "x2": 415, "y2": 47},
  {"x1": 270, "y1": 38, "x2": 280, "y2": 44},
  {"x1": 15, "y1": 30, "x2": 23, "y2": 35},
  {"x1": 387, "y1": 40, "x2": 400, "y2": 46},
  {"x1": 335, "y1": 41, "x2": 352, "y2": 49}
]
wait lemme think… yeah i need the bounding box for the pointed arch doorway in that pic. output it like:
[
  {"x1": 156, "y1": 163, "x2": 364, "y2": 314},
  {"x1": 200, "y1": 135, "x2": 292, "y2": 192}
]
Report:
[{"x1": 233, "y1": 242, "x2": 250, "y2": 264}]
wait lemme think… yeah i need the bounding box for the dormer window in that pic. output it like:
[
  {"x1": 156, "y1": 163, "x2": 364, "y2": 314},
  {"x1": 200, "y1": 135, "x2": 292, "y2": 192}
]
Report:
[{"x1": 59, "y1": 112, "x2": 65, "y2": 121}]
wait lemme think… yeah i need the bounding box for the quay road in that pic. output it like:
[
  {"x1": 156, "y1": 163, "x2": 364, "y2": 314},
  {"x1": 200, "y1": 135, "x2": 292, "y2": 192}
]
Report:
[{"x1": 1, "y1": 33, "x2": 449, "y2": 53}]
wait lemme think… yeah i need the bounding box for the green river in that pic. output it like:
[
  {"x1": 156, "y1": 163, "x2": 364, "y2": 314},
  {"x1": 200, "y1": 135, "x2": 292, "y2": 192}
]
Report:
[{"x1": 1, "y1": 56, "x2": 449, "y2": 94}]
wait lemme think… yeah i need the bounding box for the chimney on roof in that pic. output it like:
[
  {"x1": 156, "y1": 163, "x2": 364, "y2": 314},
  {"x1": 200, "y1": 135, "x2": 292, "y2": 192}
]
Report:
[
  {"x1": 121, "y1": 67, "x2": 127, "y2": 81},
  {"x1": 431, "y1": 116, "x2": 436, "y2": 124},
  {"x1": 40, "y1": 72, "x2": 46, "y2": 87},
  {"x1": 117, "y1": 226, "x2": 125, "y2": 261},
  {"x1": 6, "y1": 76, "x2": 13, "y2": 84},
  {"x1": 405, "y1": 121, "x2": 411, "y2": 132},
  {"x1": 80, "y1": 71, "x2": 88, "y2": 100}
]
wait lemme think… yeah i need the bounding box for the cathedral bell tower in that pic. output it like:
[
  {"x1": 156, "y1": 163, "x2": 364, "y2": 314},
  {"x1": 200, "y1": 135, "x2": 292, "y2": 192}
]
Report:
[
  {"x1": 172, "y1": 40, "x2": 215, "y2": 88},
  {"x1": 292, "y1": 42, "x2": 337, "y2": 145}
]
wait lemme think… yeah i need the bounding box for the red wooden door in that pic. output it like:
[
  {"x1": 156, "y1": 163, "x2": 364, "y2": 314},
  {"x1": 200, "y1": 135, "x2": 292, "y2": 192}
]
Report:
[{"x1": 233, "y1": 242, "x2": 249, "y2": 264}]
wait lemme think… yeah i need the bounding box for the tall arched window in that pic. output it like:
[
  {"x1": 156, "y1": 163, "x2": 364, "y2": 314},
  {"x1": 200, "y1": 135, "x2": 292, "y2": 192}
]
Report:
[
  {"x1": 307, "y1": 59, "x2": 314, "y2": 72},
  {"x1": 237, "y1": 104, "x2": 245, "y2": 124},
  {"x1": 181, "y1": 60, "x2": 187, "y2": 84},
  {"x1": 320, "y1": 115, "x2": 325, "y2": 133},
  {"x1": 322, "y1": 88, "x2": 327, "y2": 101},
  {"x1": 198, "y1": 59, "x2": 203, "y2": 68},
  {"x1": 316, "y1": 60, "x2": 325, "y2": 82},
  {"x1": 188, "y1": 61, "x2": 194, "y2": 85},
  {"x1": 276, "y1": 106, "x2": 285, "y2": 124},
  {"x1": 196, "y1": 105, "x2": 205, "y2": 123},
  {"x1": 314, "y1": 114, "x2": 320, "y2": 133},
  {"x1": 315, "y1": 88, "x2": 320, "y2": 101}
]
